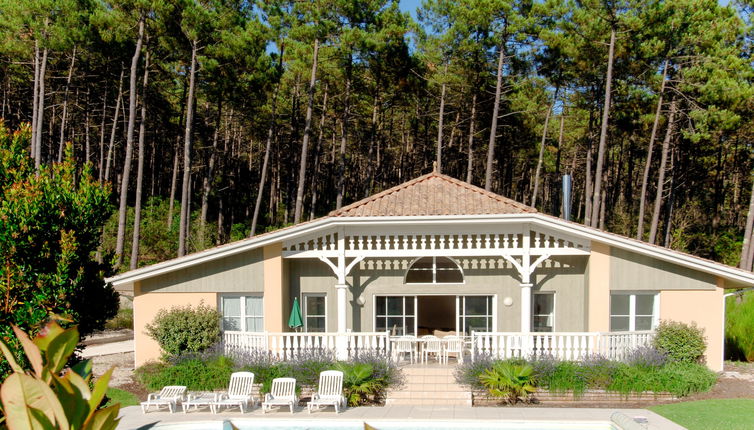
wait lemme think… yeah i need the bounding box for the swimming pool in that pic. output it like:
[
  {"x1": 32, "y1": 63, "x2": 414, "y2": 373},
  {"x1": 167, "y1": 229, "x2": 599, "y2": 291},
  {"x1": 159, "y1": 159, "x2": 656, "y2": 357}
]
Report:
[{"x1": 148, "y1": 419, "x2": 623, "y2": 430}]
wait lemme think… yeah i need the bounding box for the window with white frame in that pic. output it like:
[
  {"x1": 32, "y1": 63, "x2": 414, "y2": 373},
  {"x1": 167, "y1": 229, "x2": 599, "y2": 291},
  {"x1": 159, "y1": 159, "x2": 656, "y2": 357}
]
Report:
[
  {"x1": 532, "y1": 293, "x2": 554, "y2": 332},
  {"x1": 610, "y1": 293, "x2": 658, "y2": 331},
  {"x1": 221, "y1": 295, "x2": 263, "y2": 332},
  {"x1": 405, "y1": 256, "x2": 464, "y2": 284},
  {"x1": 375, "y1": 296, "x2": 416, "y2": 336},
  {"x1": 304, "y1": 294, "x2": 326, "y2": 332},
  {"x1": 458, "y1": 296, "x2": 493, "y2": 335}
]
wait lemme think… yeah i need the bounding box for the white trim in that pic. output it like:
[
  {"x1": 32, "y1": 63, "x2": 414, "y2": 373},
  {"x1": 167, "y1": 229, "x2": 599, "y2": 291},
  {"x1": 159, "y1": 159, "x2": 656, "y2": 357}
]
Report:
[
  {"x1": 609, "y1": 292, "x2": 658, "y2": 332},
  {"x1": 107, "y1": 213, "x2": 754, "y2": 287},
  {"x1": 403, "y1": 256, "x2": 465, "y2": 285}
]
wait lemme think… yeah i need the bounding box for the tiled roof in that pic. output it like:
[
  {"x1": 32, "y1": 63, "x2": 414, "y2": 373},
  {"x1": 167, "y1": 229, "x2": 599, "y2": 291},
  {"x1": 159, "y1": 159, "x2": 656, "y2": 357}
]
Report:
[{"x1": 329, "y1": 171, "x2": 537, "y2": 217}]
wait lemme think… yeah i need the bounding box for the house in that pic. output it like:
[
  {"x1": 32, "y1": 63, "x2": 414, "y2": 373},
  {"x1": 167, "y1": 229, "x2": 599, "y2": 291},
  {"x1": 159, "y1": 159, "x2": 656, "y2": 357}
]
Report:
[{"x1": 106, "y1": 172, "x2": 754, "y2": 371}]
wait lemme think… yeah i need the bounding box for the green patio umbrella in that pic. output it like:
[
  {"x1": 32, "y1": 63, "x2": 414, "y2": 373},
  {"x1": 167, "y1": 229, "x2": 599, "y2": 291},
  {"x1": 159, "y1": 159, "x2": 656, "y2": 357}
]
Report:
[{"x1": 288, "y1": 297, "x2": 303, "y2": 331}]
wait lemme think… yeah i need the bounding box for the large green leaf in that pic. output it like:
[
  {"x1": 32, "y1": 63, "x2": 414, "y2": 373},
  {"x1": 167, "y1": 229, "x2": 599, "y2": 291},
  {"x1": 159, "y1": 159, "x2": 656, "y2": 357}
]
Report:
[
  {"x1": 83, "y1": 404, "x2": 120, "y2": 430},
  {"x1": 44, "y1": 328, "x2": 78, "y2": 374},
  {"x1": 0, "y1": 339, "x2": 24, "y2": 373},
  {"x1": 87, "y1": 367, "x2": 113, "y2": 412},
  {"x1": 11, "y1": 326, "x2": 44, "y2": 379},
  {"x1": 53, "y1": 372, "x2": 92, "y2": 427},
  {"x1": 0, "y1": 373, "x2": 69, "y2": 430},
  {"x1": 70, "y1": 360, "x2": 92, "y2": 381},
  {"x1": 31, "y1": 321, "x2": 67, "y2": 353}
]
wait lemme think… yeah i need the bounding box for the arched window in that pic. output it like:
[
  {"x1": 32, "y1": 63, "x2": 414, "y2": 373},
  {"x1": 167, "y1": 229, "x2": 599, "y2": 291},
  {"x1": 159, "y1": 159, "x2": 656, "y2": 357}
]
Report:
[{"x1": 405, "y1": 256, "x2": 464, "y2": 284}]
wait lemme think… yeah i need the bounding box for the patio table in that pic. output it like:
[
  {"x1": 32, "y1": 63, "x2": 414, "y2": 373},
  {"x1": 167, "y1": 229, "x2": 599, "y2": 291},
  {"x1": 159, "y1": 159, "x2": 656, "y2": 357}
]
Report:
[{"x1": 182, "y1": 392, "x2": 218, "y2": 413}]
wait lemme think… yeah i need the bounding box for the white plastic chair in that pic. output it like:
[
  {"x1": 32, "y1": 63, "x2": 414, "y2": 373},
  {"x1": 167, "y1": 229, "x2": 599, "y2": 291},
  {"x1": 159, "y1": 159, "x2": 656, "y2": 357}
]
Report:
[
  {"x1": 442, "y1": 335, "x2": 465, "y2": 364},
  {"x1": 392, "y1": 335, "x2": 417, "y2": 363},
  {"x1": 262, "y1": 377, "x2": 297, "y2": 414},
  {"x1": 307, "y1": 370, "x2": 346, "y2": 413},
  {"x1": 211, "y1": 371, "x2": 257, "y2": 413},
  {"x1": 141, "y1": 385, "x2": 186, "y2": 413},
  {"x1": 421, "y1": 335, "x2": 442, "y2": 363}
]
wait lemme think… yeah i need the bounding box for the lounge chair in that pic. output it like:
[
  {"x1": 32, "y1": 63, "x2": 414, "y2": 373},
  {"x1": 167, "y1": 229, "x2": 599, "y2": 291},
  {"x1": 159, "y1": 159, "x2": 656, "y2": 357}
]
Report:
[
  {"x1": 307, "y1": 370, "x2": 346, "y2": 413},
  {"x1": 141, "y1": 385, "x2": 186, "y2": 413},
  {"x1": 211, "y1": 371, "x2": 257, "y2": 413},
  {"x1": 261, "y1": 377, "x2": 297, "y2": 414}
]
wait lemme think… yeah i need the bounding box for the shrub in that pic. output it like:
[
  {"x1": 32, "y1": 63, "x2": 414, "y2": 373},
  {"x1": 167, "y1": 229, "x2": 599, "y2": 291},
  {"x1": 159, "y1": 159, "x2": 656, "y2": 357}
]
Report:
[
  {"x1": 479, "y1": 361, "x2": 537, "y2": 404},
  {"x1": 455, "y1": 354, "x2": 496, "y2": 390},
  {"x1": 288, "y1": 349, "x2": 336, "y2": 387},
  {"x1": 609, "y1": 361, "x2": 716, "y2": 397},
  {"x1": 625, "y1": 346, "x2": 667, "y2": 368},
  {"x1": 726, "y1": 291, "x2": 754, "y2": 361},
  {"x1": 136, "y1": 355, "x2": 234, "y2": 391},
  {"x1": 529, "y1": 354, "x2": 559, "y2": 386},
  {"x1": 351, "y1": 352, "x2": 404, "y2": 390},
  {"x1": 546, "y1": 361, "x2": 587, "y2": 396},
  {"x1": 653, "y1": 320, "x2": 707, "y2": 363},
  {"x1": 145, "y1": 303, "x2": 221, "y2": 358},
  {"x1": 581, "y1": 355, "x2": 618, "y2": 389}
]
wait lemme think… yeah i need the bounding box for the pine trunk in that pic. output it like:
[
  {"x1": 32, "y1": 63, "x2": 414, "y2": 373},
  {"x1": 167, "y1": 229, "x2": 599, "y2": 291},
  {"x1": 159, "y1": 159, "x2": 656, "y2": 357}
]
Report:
[
  {"x1": 178, "y1": 41, "x2": 198, "y2": 257},
  {"x1": 532, "y1": 96, "x2": 555, "y2": 207},
  {"x1": 484, "y1": 44, "x2": 506, "y2": 191},
  {"x1": 589, "y1": 28, "x2": 616, "y2": 228},
  {"x1": 104, "y1": 68, "x2": 125, "y2": 183},
  {"x1": 466, "y1": 93, "x2": 477, "y2": 183},
  {"x1": 115, "y1": 16, "x2": 145, "y2": 267},
  {"x1": 740, "y1": 176, "x2": 754, "y2": 269},
  {"x1": 31, "y1": 41, "x2": 40, "y2": 160},
  {"x1": 637, "y1": 59, "x2": 669, "y2": 240},
  {"x1": 250, "y1": 90, "x2": 277, "y2": 236},
  {"x1": 35, "y1": 47, "x2": 48, "y2": 170},
  {"x1": 200, "y1": 98, "x2": 222, "y2": 243},
  {"x1": 130, "y1": 52, "x2": 149, "y2": 270},
  {"x1": 293, "y1": 39, "x2": 319, "y2": 224},
  {"x1": 57, "y1": 46, "x2": 77, "y2": 162},
  {"x1": 648, "y1": 98, "x2": 678, "y2": 244},
  {"x1": 336, "y1": 71, "x2": 351, "y2": 209},
  {"x1": 436, "y1": 64, "x2": 447, "y2": 173}
]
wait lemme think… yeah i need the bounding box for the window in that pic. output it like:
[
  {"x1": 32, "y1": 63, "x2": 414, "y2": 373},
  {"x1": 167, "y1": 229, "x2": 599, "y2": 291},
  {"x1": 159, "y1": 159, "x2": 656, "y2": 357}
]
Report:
[
  {"x1": 405, "y1": 256, "x2": 463, "y2": 284},
  {"x1": 304, "y1": 294, "x2": 326, "y2": 332},
  {"x1": 458, "y1": 296, "x2": 493, "y2": 335},
  {"x1": 221, "y1": 295, "x2": 263, "y2": 332},
  {"x1": 375, "y1": 296, "x2": 415, "y2": 336},
  {"x1": 610, "y1": 293, "x2": 657, "y2": 331},
  {"x1": 532, "y1": 293, "x2": 554, "y2": 332}
]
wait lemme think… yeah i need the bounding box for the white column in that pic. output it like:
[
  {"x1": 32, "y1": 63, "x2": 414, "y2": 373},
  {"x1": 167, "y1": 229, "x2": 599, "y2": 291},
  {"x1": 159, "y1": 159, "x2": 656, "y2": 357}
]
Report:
[
  {"x1": 336, "y1": 283, "x2": 348, "y2": 333},
  {"x1": 520, "y1": 283, "x2": 532, "y2": 332}
]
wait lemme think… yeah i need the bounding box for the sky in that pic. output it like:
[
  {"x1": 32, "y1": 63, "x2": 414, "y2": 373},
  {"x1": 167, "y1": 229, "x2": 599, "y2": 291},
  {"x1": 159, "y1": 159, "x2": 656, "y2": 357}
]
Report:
[{"x1": 399, "y1": 0, "x2": 422, "y2": 20}]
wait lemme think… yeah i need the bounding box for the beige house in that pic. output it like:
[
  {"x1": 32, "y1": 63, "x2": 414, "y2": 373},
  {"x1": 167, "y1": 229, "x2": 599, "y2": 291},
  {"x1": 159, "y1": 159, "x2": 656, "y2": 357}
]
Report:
[{"x1": 107, "y1": 172, "x2": 754, "y2": 371}]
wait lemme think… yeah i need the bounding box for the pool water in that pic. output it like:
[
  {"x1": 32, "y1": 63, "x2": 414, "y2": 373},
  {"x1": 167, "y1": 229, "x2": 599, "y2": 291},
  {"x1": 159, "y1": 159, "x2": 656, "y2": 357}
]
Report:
[{"x1": 150, "y1": 420, "x2": 621, "y2": 430}]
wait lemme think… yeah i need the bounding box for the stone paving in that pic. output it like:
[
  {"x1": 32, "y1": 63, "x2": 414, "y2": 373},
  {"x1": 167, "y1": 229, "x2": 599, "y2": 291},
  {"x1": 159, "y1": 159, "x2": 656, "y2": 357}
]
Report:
[{"x1": 117, "y1": 405, "x2": 686, "y2": 430}]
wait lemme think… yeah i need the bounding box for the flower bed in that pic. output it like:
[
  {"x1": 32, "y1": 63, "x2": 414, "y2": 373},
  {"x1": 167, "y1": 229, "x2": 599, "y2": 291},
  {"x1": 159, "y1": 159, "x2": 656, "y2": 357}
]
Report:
[
  {"x1": 456, "y1": 346, "x2": 717, "y2": 405},
  {"x1": 135, "y1": 347, "x2": 403, "y2": 407}
]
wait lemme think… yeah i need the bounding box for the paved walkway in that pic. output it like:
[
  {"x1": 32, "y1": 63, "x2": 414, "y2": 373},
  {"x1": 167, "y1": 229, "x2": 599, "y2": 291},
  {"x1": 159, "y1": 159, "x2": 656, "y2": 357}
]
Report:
[
  {"x1": 118, "y1": 405, "x2": 686, "y2": 430},
  {"x1": 81, "y1": 340, "x2": 134, "y2": 358}
]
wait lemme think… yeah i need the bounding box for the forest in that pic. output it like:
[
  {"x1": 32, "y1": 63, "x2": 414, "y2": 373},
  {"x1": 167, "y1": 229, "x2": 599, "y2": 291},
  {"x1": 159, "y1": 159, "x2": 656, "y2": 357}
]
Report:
[{"x1": 0, "y1": 0, "x2": 752, "y2": 273}]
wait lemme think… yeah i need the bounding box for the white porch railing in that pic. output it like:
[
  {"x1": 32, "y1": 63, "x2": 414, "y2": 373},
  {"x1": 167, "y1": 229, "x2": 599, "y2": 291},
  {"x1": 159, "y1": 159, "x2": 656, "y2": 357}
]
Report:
[
  {"x1": 222, "y1": 331, "x2": 390, "y2": 360},
  {"x1": 471, "y1": 331, "x2": 655, "y2": 361}
]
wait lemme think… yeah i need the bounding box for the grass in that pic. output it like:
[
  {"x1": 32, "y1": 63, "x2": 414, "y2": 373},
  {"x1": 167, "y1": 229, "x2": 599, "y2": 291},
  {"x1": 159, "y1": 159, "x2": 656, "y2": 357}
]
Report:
[
  {"x1": 105, "y1": 308, "x2": 133, "y2": 330},
  {"x1": 105, "y1": 387, "x2": 140, "y2": 407},
  {"x1": 650, "y1": 399, "x2": 754, "y2": 430}
]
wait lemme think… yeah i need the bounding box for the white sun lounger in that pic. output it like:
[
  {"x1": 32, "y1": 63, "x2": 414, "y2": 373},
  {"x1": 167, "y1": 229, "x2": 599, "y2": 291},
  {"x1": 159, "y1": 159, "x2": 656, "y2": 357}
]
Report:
[
  {"x1": 307, "y1": 370, "x2": 346, "y2": 414},
  {"x1": 211, "y1": 371, "x2": 257, "y2": 413},
  {"x1": 262, "y1": 377, "x2": 297, "y2": 414},
  {"x1": 141, "y1": 385, "x2": 187, "y2": 413}
]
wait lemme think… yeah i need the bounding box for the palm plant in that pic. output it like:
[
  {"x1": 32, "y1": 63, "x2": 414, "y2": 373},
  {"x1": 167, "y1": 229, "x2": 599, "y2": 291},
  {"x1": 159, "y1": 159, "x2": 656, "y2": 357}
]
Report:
[
  {"x1": 479, "y1": 361, "x2": 537, "y2": 404},
  {"x1": 335, "y1": 363, "x2": 383, "y2": 406}
]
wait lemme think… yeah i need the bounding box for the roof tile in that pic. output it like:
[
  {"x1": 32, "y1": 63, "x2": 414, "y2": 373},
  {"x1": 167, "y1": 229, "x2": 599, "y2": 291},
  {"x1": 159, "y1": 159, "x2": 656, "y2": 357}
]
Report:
[{"x1": 329, "y1": 171, "x2": 536, "y2": 217}]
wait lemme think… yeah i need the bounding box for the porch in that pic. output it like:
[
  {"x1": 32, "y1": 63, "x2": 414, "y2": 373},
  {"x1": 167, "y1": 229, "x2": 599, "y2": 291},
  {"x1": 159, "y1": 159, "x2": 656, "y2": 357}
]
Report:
[{"x1": 221, "y1": 330, "x2": 654, "y2": 362}]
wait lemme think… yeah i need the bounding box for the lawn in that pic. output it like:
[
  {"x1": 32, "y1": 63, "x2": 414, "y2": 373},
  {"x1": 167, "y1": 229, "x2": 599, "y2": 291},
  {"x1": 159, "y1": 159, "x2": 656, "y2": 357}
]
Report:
[
  {"x1": 106, "y1": 387, "x2": 140, "y2": 408},
  {"x1": 650, "y1": 399, "x2": 754, "y2": 430}
]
